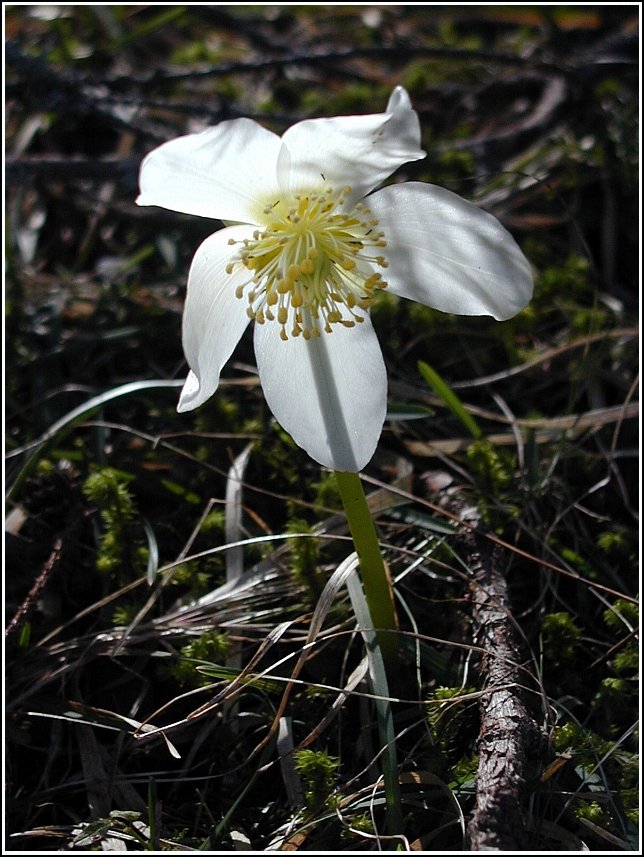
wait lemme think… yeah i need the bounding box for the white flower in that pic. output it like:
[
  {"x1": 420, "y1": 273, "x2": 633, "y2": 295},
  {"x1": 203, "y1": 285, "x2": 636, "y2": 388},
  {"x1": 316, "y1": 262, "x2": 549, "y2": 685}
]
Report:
[{"x1": 137, "y1": 87, "x2": 533, "y2": 472}]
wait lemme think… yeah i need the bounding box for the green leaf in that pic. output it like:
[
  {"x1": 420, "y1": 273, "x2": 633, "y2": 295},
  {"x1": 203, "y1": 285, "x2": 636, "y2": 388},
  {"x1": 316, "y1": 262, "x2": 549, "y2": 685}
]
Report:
[
  {"x1": 194, "y1": 663, "x2": 283, "y2": 694},
  {"x1": 417, "y1": 361, "x2": 482, "y2": 440},
  {"x1": 385, "y1": 402, "x2": 434, "y2": 421}
]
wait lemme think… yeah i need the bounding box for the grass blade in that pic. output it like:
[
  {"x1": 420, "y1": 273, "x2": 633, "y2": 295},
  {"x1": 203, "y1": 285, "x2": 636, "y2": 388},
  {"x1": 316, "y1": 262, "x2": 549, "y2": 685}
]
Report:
[
  {"x1": 7, "y1": 379, "x2": 184, "y2": 500},
  {"x1": 418, "y1": 360, "x2": 482, "y2": 440}
]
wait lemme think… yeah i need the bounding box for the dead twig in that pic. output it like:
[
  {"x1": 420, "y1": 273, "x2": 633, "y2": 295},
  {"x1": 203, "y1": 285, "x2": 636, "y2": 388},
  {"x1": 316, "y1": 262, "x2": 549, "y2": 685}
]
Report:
[{"x1": 430, "y1": 477, "x2": 547, "y2": 850}]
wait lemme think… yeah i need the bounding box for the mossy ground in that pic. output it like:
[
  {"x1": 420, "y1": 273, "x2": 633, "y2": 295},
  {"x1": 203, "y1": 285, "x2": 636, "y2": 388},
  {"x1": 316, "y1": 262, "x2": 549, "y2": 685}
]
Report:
[{"x1": 5, "y1": 6, "x2": 639, "y2": 852}]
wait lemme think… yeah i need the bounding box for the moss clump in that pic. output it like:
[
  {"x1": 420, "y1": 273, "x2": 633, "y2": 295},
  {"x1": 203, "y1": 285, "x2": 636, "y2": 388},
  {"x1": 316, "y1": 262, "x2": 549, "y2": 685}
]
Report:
[
  {"x1": 311, "y1": 471, "x2": 341, "y2": 514},
  {"x1": 340, "y1": 812, "x2": 374, "y2": 841},
  {"x1": 466, "y1": 439, "x2": 513, "y2": 493},
  {"x1": 575, "y1": 800, "x2": 604, "y2": 824},
  {"x1": 293, "y1": 749, "x2": 340, "y2": 813},
  {"x1": 171, "y1": 630, "x2": 232, "y2": 687},
  {"x1": 286, "y1": 518, "x2": 325, "y2": 604},
  {"x1": 552, "y1": 721, "x2": 612, "y2": 763},
  {"x1": 591, "y1": 600, "x2": 639, "y2": 734},
  {"x1": 83, "y1": 467, "x2": 148, "y2": 582},
  {"x1": 426, "y1": 686, "x2": 479, "y2": 779},
  {"x1": 541, "y1": 611, "x2": 583, "y2": 668},
  {"x1": 112, "y1": 602, "x2": 141, "y2": 626},
  {"x1": 603, "y1": 599, "x2": 639, "y2": 631}
]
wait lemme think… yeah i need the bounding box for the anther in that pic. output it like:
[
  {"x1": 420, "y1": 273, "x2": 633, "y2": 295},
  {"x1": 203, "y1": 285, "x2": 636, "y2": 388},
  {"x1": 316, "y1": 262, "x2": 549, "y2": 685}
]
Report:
[{"x1": 230, "y1": 183, "x2": 388, "y2": 340}]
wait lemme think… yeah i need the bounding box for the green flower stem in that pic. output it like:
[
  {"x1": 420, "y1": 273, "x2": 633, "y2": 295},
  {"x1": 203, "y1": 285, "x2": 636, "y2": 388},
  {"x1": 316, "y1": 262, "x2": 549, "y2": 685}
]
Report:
[{"x1": 335, "y1": 471, "x2": 398, "y2": 666}]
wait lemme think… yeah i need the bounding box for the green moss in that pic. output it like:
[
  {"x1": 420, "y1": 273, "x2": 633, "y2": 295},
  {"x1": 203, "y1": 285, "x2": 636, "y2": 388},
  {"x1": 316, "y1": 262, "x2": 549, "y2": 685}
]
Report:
[
  {"x1": 426, "y1": 686, "x2": 478, "y2": 761},
  {"x1": 171, "y1": 630, "x2": 232, "y2": 687},
  {"x1": 83, "y1": 467, "x2": 135, "y2": 517},
  {"x1": 406, "y1": 299, "x2": 445, "y2": 340},
  {"x1": 35, "y1": 459, "x2": 56, "y2": 476},
  {"x1": 593, "y1": 671, "x2": 638, "y2": 737},
  {"x1": 83, "y1": 467, "x2": 147, "y2": 582},
  {"x1": 619, "y1": 752, "x2": 640, "y2": 826},
  {"x1": 603, "y1": 599, "x2": 639, "y2": 631},
  {"x1": 575, "y1": 800, "x2": 604, "y2": 824},
  {"x1": 194, "y1": 393, "x2": 242, "y2": 436},
  {"x1": 438, "y1": 148, "x2": 477, "y2": 179},
  {"x1": 552, "y1": 721, "x2": 612, "y2": 764},
  {"x1": 340, "y1": 813, "x2": 374, "y2": 840},
  {"x1": 311, "y1": 471, "x2": 341, "y2": 513},
  {"x1": 520, "y1": 246, "x2": 618, "y2": 337},
  {"x1": 293, "y1": 749, "x2": 340, "y2": 813},
  {"x1": 402, "y1": 60, "x2": 440, "y2": 96},
  {"x1": 541, "y1": 611, "x2": 583, "y2": 668},
  {"x1": 597, "y1": 529, "x2": 627, "y2": 555},
  {"x1": 251, "y1": 423, "x2": 305, "y2": 508},
  {"x1": 286, "y1": 518, "x2": 325, "y2": 604},
  {"x1": 537, "y1": 253, "x2": 590, "y2": 302},
  {"x1": 160, "y1": 478, "x2": 201, "y2": 505},
  {"x1": 169, "y1": 557, "x2": 224, "y2": 596},
  {"x1": 433, "y1": 685, "x2": 473, "y2": 702},
  {"x1": 302, "y1": 84, "x2": 387, "y2": 119},
  {"x1": 466, "y1": 439, "x2": 513, "y2": 492},
  {"x1": 450, "y1": 754, "x2": 478, "y2": 790},
  {"x1": 559, "y1": 547, "x2": 598, "y2": 579},
  {"x1": 112, "y1": 603, "x2": 141, "y2": 626},
  {"x1": 570, "y1": 307, "x2": 610, "y2": 336},
  {"x1": 612, "y1": 646, "x2": 638, "y2": 676},
  {"x1": 201, "y1": 508, "x2": 226, "y2": 533},
  {"x1": 170, "y1": 41, "x2": 223, "y2": 66}
]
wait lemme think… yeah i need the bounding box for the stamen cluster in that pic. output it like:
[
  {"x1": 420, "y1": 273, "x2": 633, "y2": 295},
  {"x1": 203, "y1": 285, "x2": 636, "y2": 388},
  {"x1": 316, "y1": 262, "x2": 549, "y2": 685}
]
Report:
[{"x1": 226, "y1": 186, "x2": 389, "y2": 340}]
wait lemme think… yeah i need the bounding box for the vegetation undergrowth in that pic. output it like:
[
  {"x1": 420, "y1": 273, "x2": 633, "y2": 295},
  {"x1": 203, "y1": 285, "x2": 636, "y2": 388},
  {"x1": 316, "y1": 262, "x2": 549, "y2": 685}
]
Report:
[{"x1": 5, "y1": 5, "x2": 638, "y2": 852}]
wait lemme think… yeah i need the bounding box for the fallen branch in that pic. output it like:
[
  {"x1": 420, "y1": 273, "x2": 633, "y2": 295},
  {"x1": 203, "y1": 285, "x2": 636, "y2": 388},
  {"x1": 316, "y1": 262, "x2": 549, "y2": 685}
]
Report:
[{"x1": 429, "y1": 475, "x2": 547, "y2": 850}]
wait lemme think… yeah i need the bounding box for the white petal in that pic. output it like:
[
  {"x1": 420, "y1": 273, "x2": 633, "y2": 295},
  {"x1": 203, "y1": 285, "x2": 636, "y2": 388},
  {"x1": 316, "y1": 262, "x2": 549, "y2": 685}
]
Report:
[
  {"x1": 137, "y1": 119, "x2": 282, "y2": 224},
  {"x1": 279, "y1": 86, "x2": 425, "y2": 203},
  {"x1": 254, "y1": 319, "x2": 387, "y2": 472},
  {"x1": 367, "y1": 183, "x2": 533, "y2": 320},
  {"x1": 178, "y1": 226, "x2": 254, "y2": 412}
]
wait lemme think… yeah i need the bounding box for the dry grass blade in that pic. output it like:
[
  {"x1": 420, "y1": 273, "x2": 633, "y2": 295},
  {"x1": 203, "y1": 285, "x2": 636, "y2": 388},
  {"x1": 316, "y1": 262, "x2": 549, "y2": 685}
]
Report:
[
  {"x1": 135, "y1": 619, "x2": 298, "y2": 739},
  {"x1": 294, "y1": 656, "x2": 370, "y2": 753},
  {"x1": 450, "y1": 327, "x2": 638, "y2": 389},
  {"x1": 253, "y1": 554, "x2": 363, "y2": 761},
  {"x1": 277, "y1": 716, "x2": 306, "y2": 811},
  {"x1": 225, "y1": 442, "x2": 255, "y2": 584},
  {"x1": 404, "y1": 401, "x2": 639, "y2": 455}
]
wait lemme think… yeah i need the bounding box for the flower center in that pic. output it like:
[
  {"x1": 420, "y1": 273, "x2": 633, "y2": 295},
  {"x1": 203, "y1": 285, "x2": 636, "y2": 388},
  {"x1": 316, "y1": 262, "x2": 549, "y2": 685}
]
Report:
[{"x1": 226, "y1": 186, "x2": 389, "y2": 340}]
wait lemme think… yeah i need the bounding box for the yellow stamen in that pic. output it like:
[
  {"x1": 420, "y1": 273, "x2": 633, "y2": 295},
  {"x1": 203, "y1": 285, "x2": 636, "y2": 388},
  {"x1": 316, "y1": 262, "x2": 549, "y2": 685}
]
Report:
[{"x1": 226, "y1": 185, "x2": 389, "y2": 339}]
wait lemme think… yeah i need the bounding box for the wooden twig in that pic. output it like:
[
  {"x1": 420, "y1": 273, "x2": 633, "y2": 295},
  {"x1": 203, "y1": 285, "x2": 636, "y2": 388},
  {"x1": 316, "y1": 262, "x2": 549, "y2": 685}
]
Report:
[{"x1": 430, "y1": 477, "x2": 547, "y2": 850}]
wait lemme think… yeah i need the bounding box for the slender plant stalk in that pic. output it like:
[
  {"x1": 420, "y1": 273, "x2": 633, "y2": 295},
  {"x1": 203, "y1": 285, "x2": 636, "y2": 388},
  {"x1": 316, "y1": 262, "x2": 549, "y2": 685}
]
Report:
[
  {"x1": 335, "y1": 471, "x2": 398, "y2": 666},
  {"x1": 346, "y1": 570, "x2": 403, "y2": 837},
  {"x1": 337, "y1": 471, "x2": 402, "y2": 835}
]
